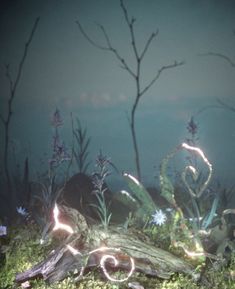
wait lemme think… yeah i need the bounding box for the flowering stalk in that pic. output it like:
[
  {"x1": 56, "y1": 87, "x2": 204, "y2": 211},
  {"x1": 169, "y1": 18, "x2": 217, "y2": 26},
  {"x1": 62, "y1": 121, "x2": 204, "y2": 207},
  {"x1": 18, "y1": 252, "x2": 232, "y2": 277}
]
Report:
[{"x1": 91, "y1": 151, "x2": 112, "y2": 230}]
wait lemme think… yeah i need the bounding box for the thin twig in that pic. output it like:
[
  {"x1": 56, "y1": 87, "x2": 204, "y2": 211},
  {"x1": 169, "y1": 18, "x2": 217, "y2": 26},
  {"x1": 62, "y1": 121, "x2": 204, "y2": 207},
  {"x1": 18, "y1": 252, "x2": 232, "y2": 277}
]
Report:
[
  {"x1": 216, "y1": 97, "x2": 235, "y2": 112},
  {"x1": 1, "y1": 17, "x2": 40, "y2": 198},
  {"x1": 199, "y1": 52, "x2": 235, "y2": 67},
  {"x1": 75, "y1": 19, "x2": 136, "y2": 79},
  {"x1": 140, "y1": 30, "x2": 159, "y2": 60},
  {"x1": 120, "y1": 0, "x2": 139, "y2": 60},
  {"x1": 140, "y1": 61, "x2": 184, "y2": 97}
]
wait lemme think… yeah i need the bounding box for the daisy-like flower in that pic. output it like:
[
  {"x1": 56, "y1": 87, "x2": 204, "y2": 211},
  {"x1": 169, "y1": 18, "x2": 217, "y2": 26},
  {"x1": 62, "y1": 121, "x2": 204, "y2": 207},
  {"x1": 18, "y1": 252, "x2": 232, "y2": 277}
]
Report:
[
  {"x1": 16, "y1": 206, "x2": 28, "y2": 216},
  {"x1": 0, "y1": 225, "x2": 7, "y2": 236},
  {"x1": 152, "y1": 209, "x2": 167, "y2": 226}
]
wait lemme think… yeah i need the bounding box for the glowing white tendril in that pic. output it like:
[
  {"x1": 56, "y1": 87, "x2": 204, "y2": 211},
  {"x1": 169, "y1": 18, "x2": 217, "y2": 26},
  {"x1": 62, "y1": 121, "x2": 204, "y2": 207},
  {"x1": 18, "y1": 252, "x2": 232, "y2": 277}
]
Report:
[
  {"x1": 181, "y1": 142, "x2": 212, "y2": 198},
  {"x1": 89, "y1": 247, "x2": 135, "y2": 282},
  {"x1": 52, "y1": 203, "x2": 74, "y2": 234},
  {"x1": 100, "y1": 254, "x2": 135, "y2": 282},
  {"x1": 66, "y1": 245, "x2": 85, "y2": 279},
  {"x1": 53, "y1": 205, "x2": 135, "y2": 282}
]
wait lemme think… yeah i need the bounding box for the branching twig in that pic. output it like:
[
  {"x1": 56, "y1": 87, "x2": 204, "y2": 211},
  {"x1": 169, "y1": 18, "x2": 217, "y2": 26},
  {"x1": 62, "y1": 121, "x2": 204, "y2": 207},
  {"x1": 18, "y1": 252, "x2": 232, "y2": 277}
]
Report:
[
  {"x1": 199, "y1": 52, "x2": 235, "y2": 67},
  {"x1": 0, "y1": 17, "x2": 40, "y2": 201},
  {"x1": 216, "y1": 97, "x2": 235, "y2": 113},
  {"x1": 140, "y1": 61, "x2": 185, "y2": 97},
  {"x1": 76, "y1": 0, "x2": 184, "y2": 180}
]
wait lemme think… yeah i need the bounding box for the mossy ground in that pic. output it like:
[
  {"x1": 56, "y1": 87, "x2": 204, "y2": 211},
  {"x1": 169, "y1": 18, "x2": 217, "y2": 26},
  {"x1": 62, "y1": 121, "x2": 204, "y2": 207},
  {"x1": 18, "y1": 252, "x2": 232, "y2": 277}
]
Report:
[{"x1": 0, "y1": 224, "x2": 235, "y2": 289}]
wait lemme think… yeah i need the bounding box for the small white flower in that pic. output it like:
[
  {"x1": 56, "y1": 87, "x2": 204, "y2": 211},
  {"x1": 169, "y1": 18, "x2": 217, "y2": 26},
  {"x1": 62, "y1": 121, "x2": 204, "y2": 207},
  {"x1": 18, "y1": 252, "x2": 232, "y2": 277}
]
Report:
[
  {"x1": 0, "y1": 225, "x2": 7, "y2": 236},
  {"x1": 16, "y1": 206, "x2": 28, "y2": 216},
  {"x1": 152, "y1": 209, "x2": 167, "y2": 226}
]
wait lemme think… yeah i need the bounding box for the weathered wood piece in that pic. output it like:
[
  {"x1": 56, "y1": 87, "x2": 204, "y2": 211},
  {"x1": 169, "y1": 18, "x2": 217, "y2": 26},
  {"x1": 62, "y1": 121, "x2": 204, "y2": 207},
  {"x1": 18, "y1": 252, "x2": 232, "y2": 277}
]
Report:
[{"x1": 15, "y1": 225, "x2": 194, "y2": 285}]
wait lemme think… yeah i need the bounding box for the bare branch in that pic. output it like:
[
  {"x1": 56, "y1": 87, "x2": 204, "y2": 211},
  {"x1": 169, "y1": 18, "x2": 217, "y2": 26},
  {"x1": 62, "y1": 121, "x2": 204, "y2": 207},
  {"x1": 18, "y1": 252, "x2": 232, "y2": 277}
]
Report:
[
  {"x1": 12, "y1": 17, "x2": 40, "y2": 97},
  {"x1": 76, "y1": 19, "x2": 136, "y2": 79},
  {"x1": 97, "y1": 23, "x2": 136, "y2": 78},
  {"x1": 216, "y1": 97, "x2": 235, "y2": 112},
  {"x1": 1, "y1": 17, "x2": 40, "y2": 197},
  {"x1": 140, "y1": 29, "x2": 159, "y2": 60},
  {"x1": 199, "y1": 52, "x2": 235, "y2": 67},
  {"x1": 76, "y1": 20, "x2": 109, "y2": 50},
  {"x1": 140, "y1": 60, "x2": 184, "y2": 96},
  {"x1": 120, "y1": 0, "x2": 139, "y2": 61},
  {"x1": 5, "y1": 64, "x2": 13, "y2": 94},
  {"x1": 76, "y1": 1, "x2": 184, "y2": 181}
]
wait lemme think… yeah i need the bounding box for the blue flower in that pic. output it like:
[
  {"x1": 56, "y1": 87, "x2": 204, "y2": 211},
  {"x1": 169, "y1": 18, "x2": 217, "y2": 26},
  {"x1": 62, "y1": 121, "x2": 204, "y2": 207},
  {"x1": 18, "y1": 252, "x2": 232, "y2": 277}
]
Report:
[
  {"x1": 152, "y1": 209, "x2": 167, "y2": 226},
  {"x1": 0, "y1": 225, "x2": 7, "y2": 236},
  {"x1": 16, "y1": 206, "x2": 28, "y2": 216}
]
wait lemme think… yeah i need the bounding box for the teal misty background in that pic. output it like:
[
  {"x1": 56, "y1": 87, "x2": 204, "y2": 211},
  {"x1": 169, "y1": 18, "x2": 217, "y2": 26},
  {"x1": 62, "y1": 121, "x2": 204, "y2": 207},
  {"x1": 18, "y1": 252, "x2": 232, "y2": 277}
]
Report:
[{"x1": 0, "y1": 0, "x2": 235, "y2": 190}]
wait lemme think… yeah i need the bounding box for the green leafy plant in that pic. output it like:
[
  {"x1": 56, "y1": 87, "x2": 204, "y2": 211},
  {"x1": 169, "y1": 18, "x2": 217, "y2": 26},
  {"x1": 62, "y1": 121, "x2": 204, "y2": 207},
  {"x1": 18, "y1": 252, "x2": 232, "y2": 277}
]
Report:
[
  {"x1": 91, "y1": 151, "x2": 112, "y2": 230},
  {"x1": 123, "y1": 172, "x2": 157, "y2": 221},
  {"x1": 30, "y1": 109, "x2": 70, "y2": 241},
  {"x1": 71, "y1": 116, "x2": 91, "y2": 174},
  {"x1": 159, "y1": 143, "x2": 216, "y2": 262}
]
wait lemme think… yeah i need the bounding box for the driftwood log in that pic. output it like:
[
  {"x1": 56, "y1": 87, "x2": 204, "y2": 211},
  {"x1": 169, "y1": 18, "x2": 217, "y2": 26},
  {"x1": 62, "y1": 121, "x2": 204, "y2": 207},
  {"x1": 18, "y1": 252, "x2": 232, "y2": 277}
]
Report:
[{"x1": 15, "y1": 206, "x2": 195, "y2": 285}]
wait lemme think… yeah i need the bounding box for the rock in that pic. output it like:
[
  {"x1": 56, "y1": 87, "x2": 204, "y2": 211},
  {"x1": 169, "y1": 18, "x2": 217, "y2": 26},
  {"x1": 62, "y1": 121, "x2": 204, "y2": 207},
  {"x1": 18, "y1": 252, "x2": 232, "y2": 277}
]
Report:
[{"x1": 61, "y1": 173, "x2": 112, "y2": 222}]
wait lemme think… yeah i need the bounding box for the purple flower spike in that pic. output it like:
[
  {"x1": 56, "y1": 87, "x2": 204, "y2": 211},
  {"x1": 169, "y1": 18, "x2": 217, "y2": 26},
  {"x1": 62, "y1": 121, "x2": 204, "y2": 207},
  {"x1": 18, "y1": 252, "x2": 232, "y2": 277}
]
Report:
[
  {"x1": 187, "y1": 116, "x2": 198, "y2": 136},
  {"x1": 51, "y1": 108, "x2": 63, "y2": 127}
]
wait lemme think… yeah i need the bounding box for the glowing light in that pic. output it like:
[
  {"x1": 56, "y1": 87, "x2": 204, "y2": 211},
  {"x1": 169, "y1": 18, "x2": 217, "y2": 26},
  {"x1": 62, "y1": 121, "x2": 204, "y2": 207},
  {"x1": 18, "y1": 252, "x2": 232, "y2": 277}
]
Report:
[
  {"x1": 52, "y1": 203, "x2": 74, "y2": 234},
  {"x1": 182, "y1": 143, "x2": 209, "y2": 163},
  {"x1": 89, "y1": 247, "x2": 135, "y2": 282},
  {"x1": 67, "y1": 245, "x2": 85, "y2": 279},
  {"x1": 52, "y1": 205, "x2": 135, "y2": 282},
  {"x1": 181, "y1": 142, "x2": 212, "y2": 198},
  {"x1": 100, "y1": 254, "x2": 135, "y2": 282},
  {"x1": 67, "y1": 244, "x2": 82, "y2": 256},
  {"x1": 120, "y1": 190, "x2": 136, "y2": 202},
  {"x1": 183, "y1": 248, "x2": 205, "y2": 258},
  {"x1": 123, "y1": 173, "x2": 140, "y2": 185}
]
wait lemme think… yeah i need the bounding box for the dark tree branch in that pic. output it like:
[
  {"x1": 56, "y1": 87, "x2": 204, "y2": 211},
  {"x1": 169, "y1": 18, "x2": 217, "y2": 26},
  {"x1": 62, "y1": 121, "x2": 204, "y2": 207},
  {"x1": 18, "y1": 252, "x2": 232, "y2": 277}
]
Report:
[
  {"x1": 75, "y1": 20, "x2": 109, "y2": 51},
  {"x1": 76, "y1": 0, "x2": 184, "y2": 181},
  {"x1": 140, "y1": 60, "x2": 185, "y2": 97},
  {"x1": 96, "y1": 23, "x2": 136, "y2": 78},
  {"x1": 75, "y1": 20, "x2": 136, "y2": 79},
  {"x1": 140, "y1": 30, "x2": 159, "y2": 60},
  {"x1": 216, "y1": 97, "x2": 235, "y2": 112},
  {"x1": 199, "y1": 52, "x2": 235, "y2": 67},
  {"x1": 5, "y1": 64, "x2": 14, "y2": 94},
  {"x1": 120, "y1": 0, "x2": 139, "y2": 61},
  {"x1": 0, "y1": 17, "x2": 40, "y2": 205}
]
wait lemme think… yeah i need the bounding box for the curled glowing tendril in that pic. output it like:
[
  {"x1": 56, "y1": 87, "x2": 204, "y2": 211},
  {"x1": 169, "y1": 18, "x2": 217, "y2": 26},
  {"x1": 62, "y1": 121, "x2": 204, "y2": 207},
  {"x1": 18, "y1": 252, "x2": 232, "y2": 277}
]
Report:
[
  {"x1": 53, "y1": 204, "x2": 135, "y2": 282},
  {"x1": 162, "y1": 143, "x2": 214, "y2": 260},
  {"x1": 181, "y1": 142, "x2": 212, "y2": 198}
]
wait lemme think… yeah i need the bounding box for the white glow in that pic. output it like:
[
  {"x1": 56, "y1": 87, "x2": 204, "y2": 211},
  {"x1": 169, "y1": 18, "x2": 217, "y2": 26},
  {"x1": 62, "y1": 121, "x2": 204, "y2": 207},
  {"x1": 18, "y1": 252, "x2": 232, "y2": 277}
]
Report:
[
  {"x1": 52, "y1": 203, "x2": 74, "y2": 234},
  {"x1": 120, "y1": 190, "x2": 136, "y2": 202},
  {"x1": 67, "y1": 244, "x2": 82, "y2": 256},
  {"x1": 100, "y1": 254, "x2": 135, "y2": 282},
  {"x1": 187, "y1": 165, "x2": 197, "y2": 175},
  {"x1": 181, "y1": 142, "x2": 212, "y2": 198},
  {"x1": 182, "y1": 143, "x2": 212, "y2": 170},
  {"x1": 123, "y1": 173, "x2": 140, "y2": 185},
  {"x1": 89, "y1": 247, "x2": 135, "y2": 282},
  {"x1": 184, "y1": 248, "x2": 205, "y2": 258},
  {"x1": 52, "y1": 206, "x2": 136, "y2": 282}
]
